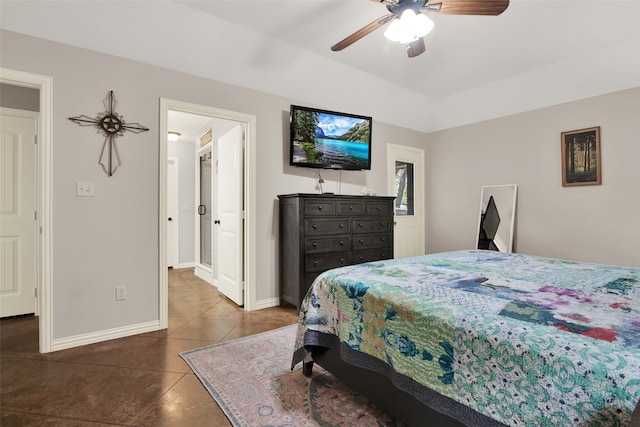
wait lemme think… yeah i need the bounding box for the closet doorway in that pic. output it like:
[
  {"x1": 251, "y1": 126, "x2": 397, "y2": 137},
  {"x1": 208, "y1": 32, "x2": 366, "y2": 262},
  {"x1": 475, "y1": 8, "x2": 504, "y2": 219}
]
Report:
[{"x1": 159, "y1": 99, "x2": 257, "y2": 329}]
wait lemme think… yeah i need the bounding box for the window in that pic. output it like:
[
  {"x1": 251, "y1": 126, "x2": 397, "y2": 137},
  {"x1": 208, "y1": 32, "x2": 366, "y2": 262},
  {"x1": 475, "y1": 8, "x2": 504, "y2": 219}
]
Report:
[{"x1": 395, "y1": 161, "x2": 414, "y2": 215}]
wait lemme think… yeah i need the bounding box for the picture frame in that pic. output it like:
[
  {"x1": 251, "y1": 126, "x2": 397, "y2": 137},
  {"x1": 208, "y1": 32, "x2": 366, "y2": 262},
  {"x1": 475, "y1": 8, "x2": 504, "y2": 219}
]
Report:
[{"x1": 561, "y1": 126, "x2": 601, "y2": 187}]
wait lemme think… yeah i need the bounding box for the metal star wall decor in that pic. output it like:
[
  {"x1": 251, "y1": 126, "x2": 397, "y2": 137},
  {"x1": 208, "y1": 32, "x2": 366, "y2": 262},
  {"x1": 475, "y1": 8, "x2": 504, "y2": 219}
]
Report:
[{"x1": 69, "y1": 91, "x2": 149, "y2": 176}]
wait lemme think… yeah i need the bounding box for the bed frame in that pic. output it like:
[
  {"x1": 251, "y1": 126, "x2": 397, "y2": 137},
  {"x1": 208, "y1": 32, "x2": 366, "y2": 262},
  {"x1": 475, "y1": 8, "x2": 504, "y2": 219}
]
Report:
[{"x1": 302, "y1": 342, "x2": 505, "y2": 427}]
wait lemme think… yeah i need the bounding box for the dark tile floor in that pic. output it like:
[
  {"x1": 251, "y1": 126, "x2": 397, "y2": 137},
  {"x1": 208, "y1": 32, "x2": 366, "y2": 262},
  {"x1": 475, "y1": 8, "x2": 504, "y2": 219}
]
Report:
[{"x1": 0, "y1": 268, "x2": 298, "y2": 426}]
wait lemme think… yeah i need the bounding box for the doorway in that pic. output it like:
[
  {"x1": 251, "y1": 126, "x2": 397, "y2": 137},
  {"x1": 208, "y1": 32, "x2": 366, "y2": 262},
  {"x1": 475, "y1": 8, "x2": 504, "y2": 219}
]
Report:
[
  {"x1": 159, "y1": 99, "x2": 257, "y2": 329},
  {"x1": 0, "y1": 68, "x2": 54, "y2": 353}
]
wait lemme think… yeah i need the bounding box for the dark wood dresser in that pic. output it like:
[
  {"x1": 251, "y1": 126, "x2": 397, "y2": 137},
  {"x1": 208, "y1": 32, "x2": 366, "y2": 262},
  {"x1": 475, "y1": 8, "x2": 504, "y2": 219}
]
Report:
[{"x1": 278, "y1": 193, "x2": 395, "y2": 309}]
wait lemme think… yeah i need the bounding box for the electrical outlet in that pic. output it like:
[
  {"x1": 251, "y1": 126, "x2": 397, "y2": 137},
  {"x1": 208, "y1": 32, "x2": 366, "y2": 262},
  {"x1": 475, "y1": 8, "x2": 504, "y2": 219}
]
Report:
[{"x1": 116, "y1": 286, "x2": 127, "y2": 301}]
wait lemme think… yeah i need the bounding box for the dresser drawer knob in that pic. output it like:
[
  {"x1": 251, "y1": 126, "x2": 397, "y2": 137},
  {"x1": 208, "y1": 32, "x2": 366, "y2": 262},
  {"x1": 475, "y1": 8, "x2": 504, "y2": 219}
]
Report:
[
  {"x1": 339, "y1": 241, "x2": 345, "y2": 245},
  {"x1": 376, "y1": 206, "x2": 381, "y2": 211},
  {"x1": 358, "y1": 223, "x2": 364, "y2": 228},
  {"x1": 312, "y1": 224, "x2": 317, "y2": 229},
  {"x1": 339, "y1": 223, "x2": 344, "y2": 228},
  {"x1": 359, "y1": 256, "x2": 364, "y2": 261},
  {"x1": 313, "y1": 242, "x2": 318, "y2": 247},
  {"x1": 317, "y1": 205, "x2": 323, "y2": 210},
  {"x1": 380, "y1": 238, "x2": 385, "y2": 242},
  {"x1": 314, "y1": 261, "x2": 319, "y2": 266},
  {"x1": 340, "y1": 258, "x2": 345, "y2": 263},
  {"x1": 359, "y1": 239, "x2": 364, "y2": 244},
  {"x1": 380, "y1": 222, "x2": 385, "y2": 227}
]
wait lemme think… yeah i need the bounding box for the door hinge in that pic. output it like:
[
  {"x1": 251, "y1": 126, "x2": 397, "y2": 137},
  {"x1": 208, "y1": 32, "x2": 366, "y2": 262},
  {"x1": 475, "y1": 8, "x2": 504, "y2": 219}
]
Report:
[
  {"x1": 34, "y1": 134, "x2": 38, "y2": 145},
  {"x1": 34, "y1": 211, "x2": 38, "y2": 221},
  {"x1": 35, "y1": 287, "x2": 38, "y2": 297}
]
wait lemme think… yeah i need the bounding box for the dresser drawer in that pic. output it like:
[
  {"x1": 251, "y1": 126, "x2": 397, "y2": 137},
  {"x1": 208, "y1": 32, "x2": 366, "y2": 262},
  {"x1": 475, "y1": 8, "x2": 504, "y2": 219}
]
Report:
[
  {"x1": 337, "y1": 201, "x2": 365, "y2": 216},
  {"x1": 305, "y1": 236, "x2": 350, "y2": 253},
  {"x1": 305, "y1": 219, "x2": 349, "y2": 235},
  {"x1": 366, "y1": 200, "x2": 392, "y2": 216},
  {"x1": 305, "y1": 252, "x2": 350, "y2": 272},
  {"x1": 352, "y1": 218, "x2": 392, "y2": 234},
  {"x1": 304, "y1": 199, "x2": 336, "y2": 216},
  {"x1": 353, "y1": 248, "x2": 392, "y2": 264},
  {"x1": 352, "y1": 233, "x2": 391, "y2": 250}
]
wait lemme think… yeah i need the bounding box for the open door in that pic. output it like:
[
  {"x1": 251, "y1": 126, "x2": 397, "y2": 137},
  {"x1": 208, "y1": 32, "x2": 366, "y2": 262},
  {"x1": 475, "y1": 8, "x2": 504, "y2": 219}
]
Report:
[
  {"x1": 216, "y1": 125, "x2": 244, "y2": 305},
  {"x1": 0, "y1": 108, "x2": 37, "y2": 317},
  {"x1": 166, "y1": 157, "x2": 179, "y2": 268}
]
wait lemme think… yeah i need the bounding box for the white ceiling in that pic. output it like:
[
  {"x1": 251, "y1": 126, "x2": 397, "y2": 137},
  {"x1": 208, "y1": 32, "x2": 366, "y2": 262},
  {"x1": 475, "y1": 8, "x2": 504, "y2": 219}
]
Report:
[
  {"x1": 2, "y1": 0, "x2": 639, "y2": 133},
  {"x1": 167, "y1": 110, "x2": 238, "y2": 146}
]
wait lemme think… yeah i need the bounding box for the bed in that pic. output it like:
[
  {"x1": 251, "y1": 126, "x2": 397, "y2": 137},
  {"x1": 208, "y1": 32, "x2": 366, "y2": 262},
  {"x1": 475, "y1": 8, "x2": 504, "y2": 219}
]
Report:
[{"x1": 291, "y1": 250, "x2": 640, "y2": 426}]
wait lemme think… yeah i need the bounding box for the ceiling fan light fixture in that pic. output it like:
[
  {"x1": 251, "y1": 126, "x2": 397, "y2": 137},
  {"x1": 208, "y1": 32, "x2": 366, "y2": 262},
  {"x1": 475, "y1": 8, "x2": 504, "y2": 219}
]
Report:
[
  {"x1": 383, "y1": 17, "x2": 404, "y2": 42},
  {"x1": 414, "y1": 13, "x2": 434, "y2": 37},
  {"x1": 384, "y1": 9, "x2": 434, "y2": 44}
]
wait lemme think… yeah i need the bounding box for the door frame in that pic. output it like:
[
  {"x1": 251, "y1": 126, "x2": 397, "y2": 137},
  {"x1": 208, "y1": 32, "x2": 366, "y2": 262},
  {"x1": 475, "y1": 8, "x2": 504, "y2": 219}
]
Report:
[
  {"x1": 159, "y1": 98, "x2": 257, "y2": 326},
  {"x1": 0, "y1": 68, "x2": 54, "y2": 353}
]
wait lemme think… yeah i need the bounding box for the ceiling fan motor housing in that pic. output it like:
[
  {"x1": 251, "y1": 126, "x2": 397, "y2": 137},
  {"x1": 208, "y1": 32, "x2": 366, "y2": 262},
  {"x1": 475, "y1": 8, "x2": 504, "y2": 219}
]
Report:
[{"x1": 386, "y1": 0, "x2": 429, "y2": 15}]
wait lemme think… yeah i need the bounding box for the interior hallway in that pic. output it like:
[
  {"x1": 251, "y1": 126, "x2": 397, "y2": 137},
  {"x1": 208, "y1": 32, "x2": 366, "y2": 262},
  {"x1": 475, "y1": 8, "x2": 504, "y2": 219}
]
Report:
[{"x1": 0, "y1": 268, "x2": 298, "y2": 426}]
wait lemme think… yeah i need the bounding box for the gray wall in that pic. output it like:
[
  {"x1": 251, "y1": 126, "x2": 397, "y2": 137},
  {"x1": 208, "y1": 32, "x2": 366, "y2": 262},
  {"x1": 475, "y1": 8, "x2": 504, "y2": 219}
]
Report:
[{"x1": 427, "y1": 87, "x2": 640, "y2": 268}]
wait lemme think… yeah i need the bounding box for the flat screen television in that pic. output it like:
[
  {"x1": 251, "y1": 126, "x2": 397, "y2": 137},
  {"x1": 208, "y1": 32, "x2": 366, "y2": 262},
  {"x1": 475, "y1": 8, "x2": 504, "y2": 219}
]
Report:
[{"x1": 289, "y1": 104, "x2": 372, "y2": 170}]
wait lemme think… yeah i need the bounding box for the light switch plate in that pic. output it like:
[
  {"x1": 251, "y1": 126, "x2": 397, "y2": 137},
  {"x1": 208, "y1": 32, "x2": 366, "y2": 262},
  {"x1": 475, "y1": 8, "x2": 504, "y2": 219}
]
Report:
[{"x1": 77, "y1": 181, "x2": 95, "y2": 197}]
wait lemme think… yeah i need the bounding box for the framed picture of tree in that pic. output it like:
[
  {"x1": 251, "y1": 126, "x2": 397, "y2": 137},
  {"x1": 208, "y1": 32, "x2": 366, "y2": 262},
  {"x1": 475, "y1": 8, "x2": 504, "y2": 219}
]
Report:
[{"x1": 561, "y1": 126, "x2": 601, "y2": 187}]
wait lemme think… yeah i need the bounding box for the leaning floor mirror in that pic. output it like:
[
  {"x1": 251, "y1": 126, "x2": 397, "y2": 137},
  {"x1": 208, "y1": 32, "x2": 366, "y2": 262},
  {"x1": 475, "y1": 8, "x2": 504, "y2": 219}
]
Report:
[{"x1": 476, "y1": 184, "x2": 518, "y2": 252}]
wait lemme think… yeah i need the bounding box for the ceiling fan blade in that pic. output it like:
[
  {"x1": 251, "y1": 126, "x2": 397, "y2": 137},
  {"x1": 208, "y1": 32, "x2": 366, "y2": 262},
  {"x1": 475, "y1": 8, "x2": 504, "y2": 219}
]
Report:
[
  {"x1": 406, "y1": 38, "x2": 426, "y2": 58},
  {"x1": 427, "y1": 0, "x2": 509, "y2": 16},
  {"x1": 331, "y1": 14, "x2": 394, "y2": 51}
]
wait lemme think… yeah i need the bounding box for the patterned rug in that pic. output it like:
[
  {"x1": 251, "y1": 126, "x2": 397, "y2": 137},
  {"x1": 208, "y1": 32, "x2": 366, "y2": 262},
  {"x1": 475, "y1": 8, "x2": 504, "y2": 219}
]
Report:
[{"x1": 180, "y1": 325, "x2": 401, "y2": 426}]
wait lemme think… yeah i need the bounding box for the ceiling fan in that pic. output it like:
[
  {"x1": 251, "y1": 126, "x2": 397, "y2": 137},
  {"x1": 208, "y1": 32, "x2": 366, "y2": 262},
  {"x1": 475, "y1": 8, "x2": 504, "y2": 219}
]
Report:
[{"x1": 331, "y1": 0, "x2": 510, "y2": 58}]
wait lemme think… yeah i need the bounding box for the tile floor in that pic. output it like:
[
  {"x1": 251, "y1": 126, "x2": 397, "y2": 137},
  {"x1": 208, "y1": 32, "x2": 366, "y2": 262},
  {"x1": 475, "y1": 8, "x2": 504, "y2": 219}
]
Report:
[{"x1": 0, "y1": 268, "x2": 298, "y2": 426}]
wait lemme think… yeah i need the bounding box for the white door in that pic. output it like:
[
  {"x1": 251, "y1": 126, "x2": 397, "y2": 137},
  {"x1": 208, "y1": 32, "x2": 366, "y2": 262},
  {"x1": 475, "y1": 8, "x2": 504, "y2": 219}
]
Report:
[
  {"x1": 166, "y1": 157, "x2": 179, "y2": 268},
  {"x1": 387, "y1": 143, "x2": 425, "y2": 259},
  {"x1": 216, "y1": 125, "x2": 244, "y2": 305},
  {"x1": 0, "y1": 108, "x2": 37, "y2": 317}
]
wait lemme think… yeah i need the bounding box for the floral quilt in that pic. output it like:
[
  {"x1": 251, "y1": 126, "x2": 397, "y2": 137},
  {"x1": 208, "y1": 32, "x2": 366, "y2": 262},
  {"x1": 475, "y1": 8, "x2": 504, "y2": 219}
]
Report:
[{"x1": 292, "y1": 250, "x2": 640, "y2": 426}]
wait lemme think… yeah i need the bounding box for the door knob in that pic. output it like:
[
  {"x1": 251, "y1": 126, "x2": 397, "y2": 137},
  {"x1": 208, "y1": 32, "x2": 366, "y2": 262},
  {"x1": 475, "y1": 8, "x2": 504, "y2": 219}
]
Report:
[
  {"x1": 214, "y1": 219, "x2": 221, "y2": 225},
  {"x1": 168, "y1": 217, "x2": 172, "y2": 221}
]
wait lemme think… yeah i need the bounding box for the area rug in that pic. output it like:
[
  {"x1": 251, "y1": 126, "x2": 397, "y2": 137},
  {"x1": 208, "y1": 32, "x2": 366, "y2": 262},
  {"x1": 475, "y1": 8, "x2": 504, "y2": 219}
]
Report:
[{"x1": 180, "y1": 325, "x2": 401, "y2": 426}]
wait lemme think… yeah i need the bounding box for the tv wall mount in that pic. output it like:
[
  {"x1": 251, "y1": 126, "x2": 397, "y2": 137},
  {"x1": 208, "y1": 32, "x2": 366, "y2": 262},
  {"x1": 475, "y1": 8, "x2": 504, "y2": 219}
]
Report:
[{"x1": 69, "y1": 90, "x2": 149, "y2": 176}]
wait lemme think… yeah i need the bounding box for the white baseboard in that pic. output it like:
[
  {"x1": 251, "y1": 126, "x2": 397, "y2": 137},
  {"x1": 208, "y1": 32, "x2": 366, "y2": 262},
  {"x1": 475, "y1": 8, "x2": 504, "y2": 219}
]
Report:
[
  {"x1": 252, "y1": 297, "x2": 281, "y2": 310},
  {"x1": 172, "y1": 262, "x2": 195, "y2": 269},
  {"x1": 194, "y1": 265, "x2": 213, "y2": 285},
  {"x1": 51, "y1": 320, "x2": 161, "y2": 352}
]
